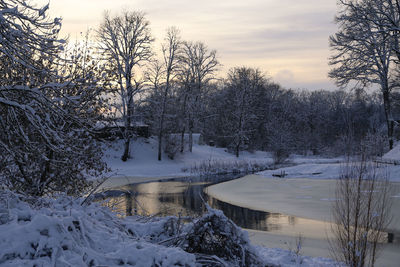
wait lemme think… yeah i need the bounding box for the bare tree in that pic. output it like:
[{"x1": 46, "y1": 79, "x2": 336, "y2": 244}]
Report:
[
  {"x1": 331, "y1": 158, "x2": 392, "y2": 267},
  {"x1": 157, "y1": 27, "x2": 182, "y2": 161},
  {"x1": 226, "y1": 67, "x2": 265, "y2": 157},
  {"x1": 362, "y1": 0, "x2": 400, "y2": 62},
  {"x1": 97, "y1": 11, "x2": 153, "y2": 161},
  {"x1": 179, "y1": 41, "x2": 219, "y2": 152},
  {"x1": 329, "y1": 0, "x2": 398, "y2": 149}
]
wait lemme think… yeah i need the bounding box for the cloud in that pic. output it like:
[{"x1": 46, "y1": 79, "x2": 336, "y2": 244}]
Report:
[
  {"x1": 275, "y1": 69, "x2": 295, "y2": 83},
  {"x1": 47, "y1": 0, "x2": 339, "y2": 90}
]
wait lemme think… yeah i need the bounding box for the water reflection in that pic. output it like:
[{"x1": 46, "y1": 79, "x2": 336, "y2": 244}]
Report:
[
  {"x1": 97, "y1": 180, "x2": 325, "y2": 235},
  {"x1": 102, "y1": 182, "x2": 209, "y2": 217},
  {"x1": 208, "y1": 197, "x2": 296, "y2": 232}
]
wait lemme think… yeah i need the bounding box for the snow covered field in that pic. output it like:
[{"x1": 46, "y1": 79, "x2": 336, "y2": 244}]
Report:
[{"x1": 102, "y1": 137, "x2": 346, "y2": 186}]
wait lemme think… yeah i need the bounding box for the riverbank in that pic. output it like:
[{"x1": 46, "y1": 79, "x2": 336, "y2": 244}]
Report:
[
  {"x1": 103, "y1": 137, "x2": 273, "y2": 179},
  {"x1": 101, "y1": 137, "x2": 347, "y2": 189}
]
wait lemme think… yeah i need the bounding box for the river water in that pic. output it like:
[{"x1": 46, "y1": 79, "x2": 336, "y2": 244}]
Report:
[{"x1": 95, "y1": 175, "x2": 396, "y2": 244}]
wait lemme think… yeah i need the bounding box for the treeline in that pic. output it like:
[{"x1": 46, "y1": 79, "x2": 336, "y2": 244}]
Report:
[{"x1": 140, "y1": 67, "x2": 388, "y2": 161}]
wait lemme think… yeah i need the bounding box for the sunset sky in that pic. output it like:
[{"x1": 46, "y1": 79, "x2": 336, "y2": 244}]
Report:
[{"x1": 43, "y1": 0, "x2": 339, "y2": 90}]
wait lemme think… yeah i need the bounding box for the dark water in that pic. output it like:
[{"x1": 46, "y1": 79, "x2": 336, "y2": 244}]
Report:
[{"x1": 96, "y1": 175, "x2": 398, "y2": 243}]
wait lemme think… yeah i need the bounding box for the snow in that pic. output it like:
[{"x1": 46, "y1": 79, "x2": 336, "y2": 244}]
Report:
[
  {"x1": 101, "y1": 137, "x2": 273, "y2": 188},
  {"x1": 0, "y1": 191, "x2": 339, "y2": 266},
  {"x1": 258, "y1": 246, "x2": 341, "y2": 267},
  {"x1": 258, "y1": 163, "x2": 342, "y2": 179},
  {"x1": 257, "y1": 159, "x2": 400, "y2": 182},
  {"x1": 6, "y1": 138, "x2": 400, "y2": 266},
  {"x1": 382, "y1": 142, "x2": 400, "y2": 164},
  {"x1": 0, "y1": 192, "x2": 196, "y2": 266}
]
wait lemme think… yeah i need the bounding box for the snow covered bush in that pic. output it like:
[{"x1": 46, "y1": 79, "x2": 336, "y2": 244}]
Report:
[
  {"x1": 0, "y1": 0, "x2": 108, "y2": 196},
  {"x1": 0, "y1": 191, "x2": 196, "y2": 266},
  {"x1": 163, "y1": 134, "x2": 180, "y2": 160},
  {"x1": 185, "y1": 159, "x2": 270, "y2": 176},
  {"x1": 183, "y1": 207, "x2": 265, "y2": 267}
]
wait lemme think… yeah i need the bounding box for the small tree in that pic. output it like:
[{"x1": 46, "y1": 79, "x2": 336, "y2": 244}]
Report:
[
  {"x1": 157, "y1": 27, "x2": 182, "y2": 161},
  {"x1": 331, "y1": 158, "x2": 392, "y2": 267}
]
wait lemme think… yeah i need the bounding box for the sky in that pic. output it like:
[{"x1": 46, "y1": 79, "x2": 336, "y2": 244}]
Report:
[{"x1": 42, "y1": 0, "x2": 339, "y2": 91}]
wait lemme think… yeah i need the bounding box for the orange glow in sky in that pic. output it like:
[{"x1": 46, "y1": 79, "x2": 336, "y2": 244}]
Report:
[{"x1": 41, "y1": 0, "x2": 339, "y2": 90}]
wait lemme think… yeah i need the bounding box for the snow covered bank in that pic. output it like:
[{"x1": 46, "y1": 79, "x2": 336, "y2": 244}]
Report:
[
  {"x1": 102, "y1": 137, "x2": 273, "y2": 184},
  {"x1": 258, "y1": 163, "x2": 342, "y2": 180},
  {"x1": 258, "y1": 161, "x2": 400, "y2": 182},
  {"x1": 0, "y1": 192, "x2": 339, "y2": 266}
]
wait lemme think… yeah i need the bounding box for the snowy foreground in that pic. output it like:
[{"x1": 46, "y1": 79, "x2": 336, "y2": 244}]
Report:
[{"x1": 0, "y1": 192, "x2": 339, "y2": 267}]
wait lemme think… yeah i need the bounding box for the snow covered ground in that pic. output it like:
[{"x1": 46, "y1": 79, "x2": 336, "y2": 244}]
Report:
[
  {"x1": 382, "y1": 142, "x2": 400, "y2": 164},
  {"x1": 100, "y1": 137, "x2": 273, "y2": 189},
  {"x1": 102, "y1": 137, "x2": 347, "y2": 187}
]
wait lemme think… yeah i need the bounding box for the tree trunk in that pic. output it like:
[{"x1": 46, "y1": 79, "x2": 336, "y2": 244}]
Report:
[
  {"x1": 122, "y1": 137, "x2": 130, "y2": 161},
  {"x1": 188, "y1": 116, "x2": 193, "y2": 153},
  {"x1": 158, "y1": 75, "x2": 171, "y2": 161},
  {"x1": 122, "y1": 89, "x2": 133, "y2": 161},
  {"x1": 180, "y1": 128, "x2": 185, "y2": 153},
  {"x1": 180, "y1": 94, "x2": 188, "y2": 153},
  {"x1": 389, "y1": 120, "x2": 394, "y2": 150},
  {"x1": 382, "y1": 88, "x2": 394, "y2": 150},
  {"x1": 158, "y1": 127, "x2": 163, "y2": 161}
]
